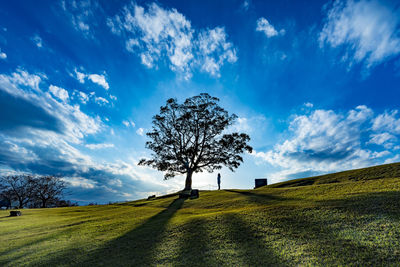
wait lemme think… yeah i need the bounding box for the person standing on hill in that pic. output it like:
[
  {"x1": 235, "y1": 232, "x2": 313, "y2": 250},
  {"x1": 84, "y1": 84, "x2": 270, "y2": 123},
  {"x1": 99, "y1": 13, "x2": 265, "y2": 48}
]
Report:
[{"x1": 217, "y1": 173, "x2": 221, "y2": 190}]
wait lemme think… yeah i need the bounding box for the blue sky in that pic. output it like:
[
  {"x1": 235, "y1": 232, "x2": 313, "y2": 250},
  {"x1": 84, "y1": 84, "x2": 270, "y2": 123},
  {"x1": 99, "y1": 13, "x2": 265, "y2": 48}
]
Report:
[{"x1": 1, "y1": 0, "x2": 400, "y2": 204}]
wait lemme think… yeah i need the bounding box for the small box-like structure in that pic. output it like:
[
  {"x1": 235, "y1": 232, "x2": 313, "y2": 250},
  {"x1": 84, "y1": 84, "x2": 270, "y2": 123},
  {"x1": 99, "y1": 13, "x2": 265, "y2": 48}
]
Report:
[
  {"x1": 10, "y1": 211, "x2": 21, "y2": 216},
  {"x1": 254, "y1": 178, "x2": 268, "y2": 189},
  {"x1": 147, "y1": 195, "x2": 156, "y2": 200},
  {"x1": 190, "y1": 189, "x2": 199, "y2": 199},
  {"x1": 179, "y1": 189, "x2": 199, "y2": 199}
]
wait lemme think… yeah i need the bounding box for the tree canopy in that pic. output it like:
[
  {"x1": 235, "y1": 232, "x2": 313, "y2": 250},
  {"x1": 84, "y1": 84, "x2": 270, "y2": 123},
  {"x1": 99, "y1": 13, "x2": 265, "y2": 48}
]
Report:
[
  {"x1": 0, "y1": 174, "x2": 67, "y2": 208},
  {"x1": 138, "y1": 93, "x2": 252, "y2": 190}
]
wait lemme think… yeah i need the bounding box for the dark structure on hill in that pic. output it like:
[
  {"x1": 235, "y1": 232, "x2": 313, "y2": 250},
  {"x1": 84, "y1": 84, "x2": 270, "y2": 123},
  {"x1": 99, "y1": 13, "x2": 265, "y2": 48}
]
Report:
[{"x1": 254, "y1": 178, "x2": 268, "y2": 189}]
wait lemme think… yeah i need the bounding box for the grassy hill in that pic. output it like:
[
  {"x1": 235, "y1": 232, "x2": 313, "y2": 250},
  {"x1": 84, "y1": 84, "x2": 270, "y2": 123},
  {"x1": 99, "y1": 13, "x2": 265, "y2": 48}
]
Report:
[{"x1": 1, "y1": 163, "x2": 400, "y2": 266}]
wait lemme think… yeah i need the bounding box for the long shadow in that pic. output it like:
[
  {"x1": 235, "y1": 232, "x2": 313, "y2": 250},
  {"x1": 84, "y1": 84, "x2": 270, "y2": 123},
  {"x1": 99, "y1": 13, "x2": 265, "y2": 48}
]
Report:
[
  {"x1": 319, "y1": 191, "x2": 400, "y2": 218},
  {"x1": 175, "y1": 218, "x2": 221, "y2": 266},
  {"x1": 225, "y1": 189, "x2": 289, "y2": 205},
  {"x1": 38, "y1": 198, "x2": 185, "y2": 266},
  {"x1": 222, "y1": 213, "x2": 289, "y2": 266}
]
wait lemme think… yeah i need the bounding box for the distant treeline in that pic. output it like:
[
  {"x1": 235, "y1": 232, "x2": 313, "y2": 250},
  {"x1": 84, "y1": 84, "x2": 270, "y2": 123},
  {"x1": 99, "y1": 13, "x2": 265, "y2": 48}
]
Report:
[{"x1": 0, "y1": 175, "x2": 77, "y2": 209}]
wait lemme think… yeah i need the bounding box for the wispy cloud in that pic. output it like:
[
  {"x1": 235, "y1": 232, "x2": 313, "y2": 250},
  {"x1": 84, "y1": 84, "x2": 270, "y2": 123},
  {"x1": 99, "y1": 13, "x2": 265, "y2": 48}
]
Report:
[
  {"x1": 107, "y1": 2, "x2": 237, "y2": 78},
  {"x1": 94, "y1": 96, "x2": 109, "y2": 105},
  {"x1": 88, "y1": 74, "x2": 109, "y2": 90},
  {"x1": 0, "y1": 48, "x2": 7, "y2": 60},
  {"x1": 61, "y1": 0, "x2": 98, "y2": 38},
  {"x1": 136, "y1": 128, "x2": 144, "y2": 136},
  {"x1": 73, "y1": 90, "x2": 89, "y2": 104},
  {"x1": 122, "y1": 120, "x2": 135, "y2": 127},
  {"x1": 49, "y1": 85, "x2": 69, "y2": 102},
  {"x1": 319, "y1": 0, "x2": 400, "y2": 69},
  {"x1": 85, "y1": 143, "x2": 114, "y2": 150},
  {"x1": 31, "y1": 34, "x2": 43, "y2": 48},
  {"x1": 256, "y1": 17, "x2": 285, "y2": 38},
  {"x1": 73, "y1": 69, "x2": 109, "y2": 90}
]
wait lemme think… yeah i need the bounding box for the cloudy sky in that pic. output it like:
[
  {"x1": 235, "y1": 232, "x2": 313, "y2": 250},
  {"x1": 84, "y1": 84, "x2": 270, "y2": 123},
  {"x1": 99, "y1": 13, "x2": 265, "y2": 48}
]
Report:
[{"x1": 1, "y1": 0, "x2": 400, "y2": 204}]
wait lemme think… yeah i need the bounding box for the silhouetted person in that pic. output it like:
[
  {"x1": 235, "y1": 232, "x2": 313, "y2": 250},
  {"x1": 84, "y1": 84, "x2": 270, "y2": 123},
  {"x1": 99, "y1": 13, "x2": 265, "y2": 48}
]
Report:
[{"x1": 217, "y1": 173, "x2": 221, "y2": 190}]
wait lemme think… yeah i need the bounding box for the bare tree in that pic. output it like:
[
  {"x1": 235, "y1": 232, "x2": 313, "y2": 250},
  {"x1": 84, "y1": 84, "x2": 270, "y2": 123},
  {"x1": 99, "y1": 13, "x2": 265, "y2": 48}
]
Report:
[
  {"x1": 0, "y1": 175, "x2": 34, "y2": 208},
  {"x1": 31, "y1": 176, "x2": 66, "y2": 208},
  {"x1": 0, "y1": 184, "x2": 13, "y2": 209},
  {"x1": 139, "y1": 93, "x2": 252, "y2": 190}
]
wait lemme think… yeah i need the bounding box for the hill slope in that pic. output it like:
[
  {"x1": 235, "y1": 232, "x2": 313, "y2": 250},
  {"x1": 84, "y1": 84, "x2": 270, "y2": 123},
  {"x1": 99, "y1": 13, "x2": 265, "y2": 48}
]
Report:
[
  {"x1": 269, "y1": 162, "x2": 400, "y2": 188},
  {"x1": 1, "y1": 163, "x2": 400, "y2": 266}
]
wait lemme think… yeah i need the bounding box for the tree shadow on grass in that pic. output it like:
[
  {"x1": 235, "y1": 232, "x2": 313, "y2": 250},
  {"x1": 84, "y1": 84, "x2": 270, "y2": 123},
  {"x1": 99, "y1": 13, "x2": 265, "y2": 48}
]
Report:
[
  {"x1": 221, "y1": 213, "x2": 290, "y2": 266},
  {"x1": 228, "y1": 190, "x2": 399, "y2": 265},
  {"x1": 175, "y1": 218, "x2": 222, "y2": 266},
  {"x1": 267, "y1": 209, "x2": 395, "y2": 265},
  {"x1": 319, "y1": 191, "x2": 400, "y2": 218},
  {"x1": 38, "y1": 197, "x2": 185, "y2": 266},
  {"x1": 225, "y1": 189, "x2": 289, "y2": 205},
  {"x1": 172, "y1": 214, "x2": 288, "y2": 266}
]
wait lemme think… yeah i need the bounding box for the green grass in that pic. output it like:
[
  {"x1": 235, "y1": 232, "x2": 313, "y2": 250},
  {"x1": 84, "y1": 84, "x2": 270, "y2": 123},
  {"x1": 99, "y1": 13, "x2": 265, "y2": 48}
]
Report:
[{"x1": 2, "y1": 163, "x2": 400, "y2": 266}]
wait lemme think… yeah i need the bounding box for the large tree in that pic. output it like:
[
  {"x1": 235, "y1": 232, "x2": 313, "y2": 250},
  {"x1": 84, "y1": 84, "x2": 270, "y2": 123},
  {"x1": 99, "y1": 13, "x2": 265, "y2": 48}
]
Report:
[
  {"x1": 0, "y1": 175, "x2": 34, "y2": 208},
  {"x1": 31, "y1": 175, "x2": 66, "y2": 208},
  {"x1": 139, "y1": 93, "x2": 252, "y2": 190}
]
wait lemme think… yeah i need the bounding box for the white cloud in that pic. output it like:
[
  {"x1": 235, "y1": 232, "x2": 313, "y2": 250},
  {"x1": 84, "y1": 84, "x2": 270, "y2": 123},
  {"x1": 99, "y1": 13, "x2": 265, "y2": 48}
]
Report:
[
  {"x1": 0, "y1": 68, "x2": 102, "y2": 144},
  {"x1": 125, "y1": 38, "x2": 139, "y2": 52},
  {"x1": 88, "y1": 74, "x2": 109, "y2": 90},
  {"x1": 0, "y1": 48, "x2": 7, "y2": 60},
  {"x1": 49, "y1": 85, "x2": 69, "y2": 102},
  {"x1": 61, "y1": 0, "x2": 97, "y2": 37},
  {"x1": 372, "y1": 110, "x2": 400, "y2": 134},
  {"x1": 368, "y1": 132, "x2": 397, "y2": 147},
  {"x1": 31, "y1": 34, "x2": 43, "y2": 48},
  {"x1": 304, "y1": 102, "x2": 314, "y2": 108},
  {"x1": 197, "y1": 27, "x2": 238, "y2": 77},
  {"x1": 74, "y1": 68, "x2": 86, "y2": 83},
  {"x1": 94, "y1": 96, "x2": 109, "y2": 105},
  {"x1": 256, "y1": 17, "x2": 285, "y2": 38},
  {"x1": 251, "y1": 105, "x2": 389, "y2": 183},
  {"x1": 73, "y1": 68, "x2": 110, "y2": 90},
  {"x1": 74, "y1": 90, "x2": 89, "y2": 104},
  {"x1": 107, "y1": 2, "x2": 237, "y2": 78},
  {"x1": 2, "y1": 68, "x2": 42, "y2": 92},
  {"x1": 3, "y1": 140, "x2": 38, "y2": 162},
  {"x1": 85, "y1": 143, "x2": 115, "y2": 149},
  {"x1": 109, "y1": 178, "x2": 123, "y2": 187},
  {"x1": 136, "y1": 128, "x2": 144, "y2": 136},
  {"x1": 319, "y1": 0, "x2": 400, "y2": 69},
  {"x1": 123, "y1": 120, "x2": 135, "y2": 127},
  {"x1": 64, "y1": 177, "x2": 97, "y2": 189}
]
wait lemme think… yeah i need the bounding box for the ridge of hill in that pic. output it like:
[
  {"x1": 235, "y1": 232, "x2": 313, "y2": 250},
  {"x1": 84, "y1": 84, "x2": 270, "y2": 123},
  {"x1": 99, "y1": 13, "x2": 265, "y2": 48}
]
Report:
[
  {"x1": 268, "y1": 162, "x2": 400, "y2": 188},
  {"x1": 1, "y1": 162, "x2": 400, "y2": 266}
]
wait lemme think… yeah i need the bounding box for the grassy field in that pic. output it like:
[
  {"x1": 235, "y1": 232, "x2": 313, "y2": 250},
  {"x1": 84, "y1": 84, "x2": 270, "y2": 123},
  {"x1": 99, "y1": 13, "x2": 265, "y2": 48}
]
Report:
[{"x1": 1, "y1": 163, "x2": 400, "y2": 266}]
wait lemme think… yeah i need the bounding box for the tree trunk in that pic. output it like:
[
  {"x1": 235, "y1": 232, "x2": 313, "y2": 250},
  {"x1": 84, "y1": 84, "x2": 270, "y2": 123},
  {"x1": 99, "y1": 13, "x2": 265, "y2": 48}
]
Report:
[
  {"x1": 17, "y1": 196, "x2": 23, "y2": 209},
  {"x1": 184, "y1": 170, "x2": 193, "y2": 190}
]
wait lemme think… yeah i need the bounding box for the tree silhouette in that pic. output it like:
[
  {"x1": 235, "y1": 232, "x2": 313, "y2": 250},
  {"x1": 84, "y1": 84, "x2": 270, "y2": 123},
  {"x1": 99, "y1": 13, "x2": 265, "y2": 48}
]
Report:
[
  {"x1": 0, "y1": 175, "x2": 34, "y2": 208},
  {"x1": 32, "y1": 176, "x2": 66, "y2": 208},
  {"x1": 139, "y1": 93, "x2": 252, "y2": 190}
]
